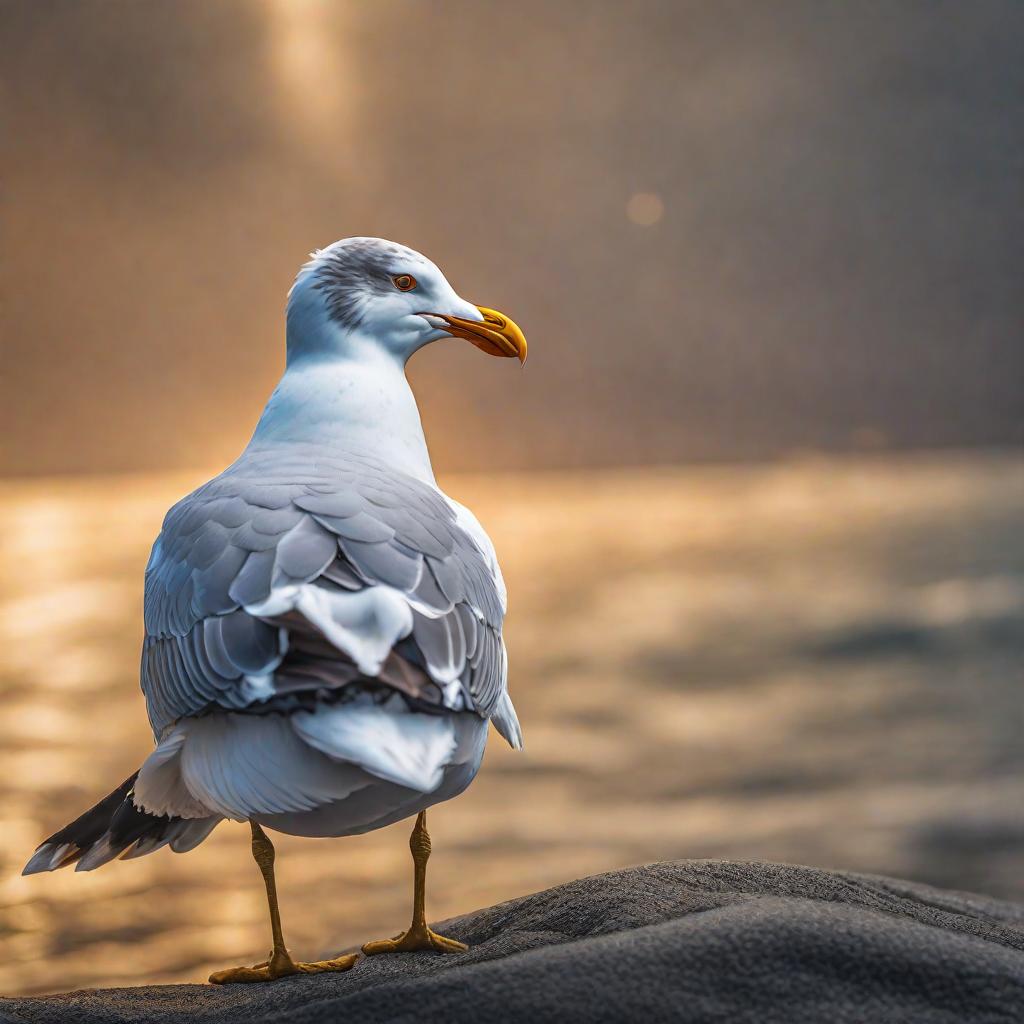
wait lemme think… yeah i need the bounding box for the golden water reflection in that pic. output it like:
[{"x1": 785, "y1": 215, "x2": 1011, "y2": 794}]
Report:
[{"x1": 1, "y1": 453, "x2": 1023, "y2": 995}]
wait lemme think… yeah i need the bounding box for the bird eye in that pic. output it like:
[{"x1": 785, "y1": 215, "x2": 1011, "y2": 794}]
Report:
[{"x1": 392, "y1": 274, "x2": 417, "y2": 292}]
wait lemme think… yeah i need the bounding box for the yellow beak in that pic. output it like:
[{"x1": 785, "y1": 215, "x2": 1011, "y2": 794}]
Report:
[{"x1": 432, "y1": 305, "x2": 527, "y2": 364}]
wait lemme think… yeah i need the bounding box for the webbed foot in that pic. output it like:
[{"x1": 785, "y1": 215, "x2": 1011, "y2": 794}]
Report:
[
  {"x1": 210, "y1": 949, "x2": 357, "y2": 984},
  {"x1": 362, "y1": 923, "x2": 467, "y2": 956}
]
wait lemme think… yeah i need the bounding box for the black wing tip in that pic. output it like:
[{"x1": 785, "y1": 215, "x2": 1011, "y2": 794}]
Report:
[
  {"x1": 22, "y1": 772, "x2": 160, "y2": 876},
  {"x1": 22, "y1": 841, "x2": 81, "y2": 875},
  {"x1": 23, "y1": 776, "x2": 222, "y2": 877}
]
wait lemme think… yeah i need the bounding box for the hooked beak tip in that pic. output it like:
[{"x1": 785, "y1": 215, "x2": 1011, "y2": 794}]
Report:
[{"x1": 429, "y1": 305, "x2": 528, "y2": 364}]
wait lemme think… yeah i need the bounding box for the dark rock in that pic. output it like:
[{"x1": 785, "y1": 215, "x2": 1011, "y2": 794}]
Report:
[{"x1": 4, "y1": 859, "x2": 1024, "y2": 1023}]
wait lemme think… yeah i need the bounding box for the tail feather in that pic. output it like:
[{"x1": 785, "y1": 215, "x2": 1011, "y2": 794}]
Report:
[
  {"x1": 492, "y1": 691, "x2": 524, "y2": 751},
  {"x1": 23, "y1": 772, "x2": 220, "y2": 875}
]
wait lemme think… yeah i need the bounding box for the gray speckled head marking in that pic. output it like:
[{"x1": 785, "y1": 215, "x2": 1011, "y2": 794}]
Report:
[{"x1": 308, "y1": 238, "x2": 427, "y2": 331}]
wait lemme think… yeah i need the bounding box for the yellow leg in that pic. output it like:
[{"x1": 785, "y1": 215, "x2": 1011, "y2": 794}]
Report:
[
  {"x1": 209, "y1": 821, "x2": 358, "y2": 984},
  {"x1": 362, "y1": 811, "x2": 468, "y2": 956}
]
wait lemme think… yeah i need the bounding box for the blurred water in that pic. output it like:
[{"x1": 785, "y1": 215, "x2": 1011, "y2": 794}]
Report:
[{"x1": 1, "y1": 452, "x2": 1022, "y2": 995}]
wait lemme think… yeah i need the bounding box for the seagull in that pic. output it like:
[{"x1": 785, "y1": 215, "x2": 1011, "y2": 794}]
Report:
[{"x1": 23, "y1": 237, "x2": 526, "y2": 984}]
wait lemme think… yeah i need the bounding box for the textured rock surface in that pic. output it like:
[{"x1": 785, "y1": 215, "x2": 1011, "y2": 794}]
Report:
[{"x1": 4, "y1": 860, "x2": 1024, "y2": 1023}]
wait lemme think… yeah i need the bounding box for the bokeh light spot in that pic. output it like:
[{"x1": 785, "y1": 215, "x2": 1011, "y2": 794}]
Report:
[{"x1": 626, "y1": 192, "x2": 665, "y2": 226}]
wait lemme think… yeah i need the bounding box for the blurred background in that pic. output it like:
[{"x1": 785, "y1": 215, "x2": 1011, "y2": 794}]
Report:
[{"x1": 1, "y1": 0, "x2": 1022, "y2": 997}]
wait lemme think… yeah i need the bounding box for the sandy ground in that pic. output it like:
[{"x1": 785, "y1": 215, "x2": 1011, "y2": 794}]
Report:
[{"x1": 0, "y1": 451, "x2": 1021, "y2": 995}]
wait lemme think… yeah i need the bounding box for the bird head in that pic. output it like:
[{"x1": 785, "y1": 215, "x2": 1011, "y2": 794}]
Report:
[{"x1": 286, "y1": 237, "x2": 527, "y2": 367}]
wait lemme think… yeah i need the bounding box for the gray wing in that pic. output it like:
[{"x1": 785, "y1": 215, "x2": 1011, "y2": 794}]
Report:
[{"x1": 141, "y1": 445, "x2": 507, "y2": 738}]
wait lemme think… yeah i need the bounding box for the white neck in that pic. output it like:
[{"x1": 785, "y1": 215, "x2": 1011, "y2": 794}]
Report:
[{"x1": 249, "y1": 340, "x2": 435, "y2": 484}]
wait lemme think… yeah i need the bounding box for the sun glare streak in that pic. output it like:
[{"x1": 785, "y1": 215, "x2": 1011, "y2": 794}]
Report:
[{"x1": 263, "y1": 0, "x2": 353, "y2": 159}]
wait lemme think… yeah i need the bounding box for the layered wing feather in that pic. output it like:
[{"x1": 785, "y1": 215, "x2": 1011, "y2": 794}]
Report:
[{"x1": 141, "y1": 444, "x2": 516, "y2": 745}]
